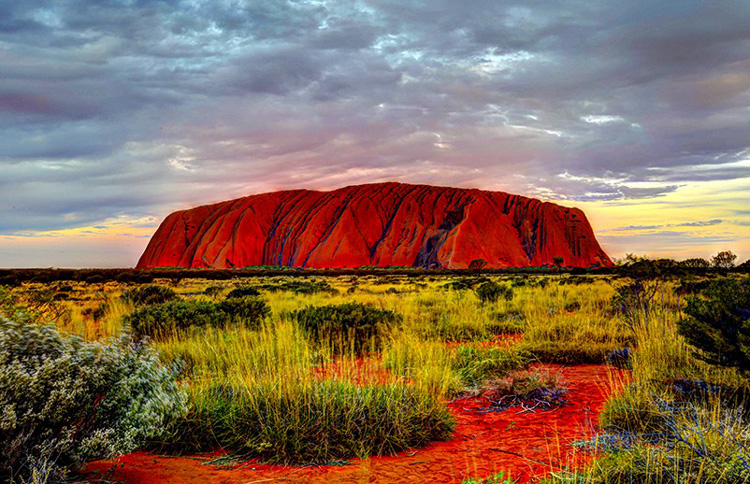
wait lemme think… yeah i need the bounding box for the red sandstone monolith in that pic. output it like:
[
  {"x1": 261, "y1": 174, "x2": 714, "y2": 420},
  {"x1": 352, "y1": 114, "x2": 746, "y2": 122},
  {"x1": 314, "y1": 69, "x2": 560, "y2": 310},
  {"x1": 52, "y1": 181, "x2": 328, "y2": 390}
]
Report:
[{"x1": 137, "y1": 182, "x2": 612, "y2": 269}]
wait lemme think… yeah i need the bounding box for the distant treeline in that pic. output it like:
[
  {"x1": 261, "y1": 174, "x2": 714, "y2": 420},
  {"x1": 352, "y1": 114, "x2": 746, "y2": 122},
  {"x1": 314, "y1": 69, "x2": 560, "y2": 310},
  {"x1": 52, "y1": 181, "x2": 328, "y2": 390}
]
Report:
[{"x1": 0, "y1": 257, "x2": 748, "y2": 285}]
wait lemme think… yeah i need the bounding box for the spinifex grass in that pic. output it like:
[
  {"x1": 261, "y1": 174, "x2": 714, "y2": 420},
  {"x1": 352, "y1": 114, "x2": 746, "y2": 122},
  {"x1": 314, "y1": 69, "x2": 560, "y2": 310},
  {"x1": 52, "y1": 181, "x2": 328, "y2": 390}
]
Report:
[
  {"x1": 156, "y1": 321, "x2": 314, "y2": 378},
  {"x1": 289, "y1": 302, "x2": 401, "y2": 355},
  {"x1": 124, "y1": 297, "x2": 269, "y2": 340},
  {"x1": 518, "y1": 312, "x2": 633, "y2": 364},
  {"x1": 383, "y1": 334, "x2": 531, "y2": 396},
  {"x1": 174, "y1": 377, "x2": 455, "y2": 464},
  {"x1": 383, "y1": 335, "x2": 462, "y2": 396},
  {"x1": 452, "y1": 344, "x2": 531, "y2": 388},
  {"x1": 546, "y1": 278, "x2": 750, "y2": 483},
  {"x1": 552, "y1": 401, "x2": 750, "y2": 483},
  {"x1": 154, "y1": 320, "x2": 455, "y2": 463},
  {"x1": 515, "y1": 279, "x2": 634, "y2": 364},
  {"x1": 482, "y1": 368, "x2": 568, "y2": 412}
]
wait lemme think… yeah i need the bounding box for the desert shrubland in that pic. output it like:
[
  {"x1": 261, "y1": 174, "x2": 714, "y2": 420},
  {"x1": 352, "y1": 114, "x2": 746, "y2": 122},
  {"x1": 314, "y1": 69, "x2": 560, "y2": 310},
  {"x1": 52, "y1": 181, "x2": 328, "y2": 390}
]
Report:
[{"x1": 2, "y1": 271, "x2": 749, "y2": 482}]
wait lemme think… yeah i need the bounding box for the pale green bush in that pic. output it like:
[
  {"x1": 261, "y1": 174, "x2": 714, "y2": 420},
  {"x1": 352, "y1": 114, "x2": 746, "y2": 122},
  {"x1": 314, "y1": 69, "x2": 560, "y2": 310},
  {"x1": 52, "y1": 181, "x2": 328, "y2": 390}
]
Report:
[{"x1": 0, "y1": 317, "x2": 187, "y2": 483}]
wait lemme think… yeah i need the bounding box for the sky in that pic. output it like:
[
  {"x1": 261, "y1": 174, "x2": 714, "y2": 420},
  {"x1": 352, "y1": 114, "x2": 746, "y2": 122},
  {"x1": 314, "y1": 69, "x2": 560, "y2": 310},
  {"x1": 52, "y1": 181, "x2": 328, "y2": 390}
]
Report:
[{"x1": 1, "y1": 0, "x2": 749, "y2": 268}]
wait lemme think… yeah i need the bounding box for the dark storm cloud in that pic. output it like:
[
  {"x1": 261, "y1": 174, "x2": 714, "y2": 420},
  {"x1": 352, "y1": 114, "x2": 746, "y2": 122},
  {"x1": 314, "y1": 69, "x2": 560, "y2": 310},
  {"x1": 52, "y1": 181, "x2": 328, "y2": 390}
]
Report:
[{"x1": 0, "y1": 0, "x2": 749, "y2": 239}]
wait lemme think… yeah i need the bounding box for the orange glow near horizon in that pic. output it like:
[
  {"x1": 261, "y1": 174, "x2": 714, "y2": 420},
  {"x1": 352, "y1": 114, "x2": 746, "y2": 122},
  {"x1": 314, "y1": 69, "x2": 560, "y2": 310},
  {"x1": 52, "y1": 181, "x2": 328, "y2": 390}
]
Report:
[{"x1": 0, "y1": 179, "x2": 747, "y2": 268}]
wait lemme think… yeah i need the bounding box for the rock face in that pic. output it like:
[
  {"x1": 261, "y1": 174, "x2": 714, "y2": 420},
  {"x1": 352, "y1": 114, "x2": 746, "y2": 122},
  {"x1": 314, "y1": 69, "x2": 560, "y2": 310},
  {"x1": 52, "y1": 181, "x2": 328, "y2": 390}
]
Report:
[{"x1": 137, "y1": 182, "x2": 612, "y2": 269}]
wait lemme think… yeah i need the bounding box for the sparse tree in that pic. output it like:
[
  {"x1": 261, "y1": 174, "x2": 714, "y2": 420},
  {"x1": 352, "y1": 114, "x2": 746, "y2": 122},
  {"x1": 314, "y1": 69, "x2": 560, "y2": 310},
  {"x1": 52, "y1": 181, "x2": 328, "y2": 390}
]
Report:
[
  {"x1": 681, "y1": 258, "x2": 710, "y2": 269},
  {"x1": 553, "y1": 256, "x2": 564, "y2": 272},
  {"x1": 712, "y1": 251, "x2": 737, "y2": 270},
  {"x1": 615, "y1": 253, "x2": 649, "y2": 267}
]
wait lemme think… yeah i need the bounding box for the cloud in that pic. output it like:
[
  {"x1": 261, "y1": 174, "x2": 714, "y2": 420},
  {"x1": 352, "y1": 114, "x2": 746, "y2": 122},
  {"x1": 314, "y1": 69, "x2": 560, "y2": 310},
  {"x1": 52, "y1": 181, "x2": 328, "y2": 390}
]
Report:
[
  {"x1": 581, "y1": 115, "x2": 626, "y2": 125},
  {"x1": 615, "y1": 225, "x2": 664, "y2": 231},
  {"x1": 677, "y1": 219, "x2": 723, "y2": 227},
  {"x1": 0, "y1": 0, "x2": 749, "y2": 265},
  {"x1": 613, "y1": 219, "x2": 724, "y2": 231}
]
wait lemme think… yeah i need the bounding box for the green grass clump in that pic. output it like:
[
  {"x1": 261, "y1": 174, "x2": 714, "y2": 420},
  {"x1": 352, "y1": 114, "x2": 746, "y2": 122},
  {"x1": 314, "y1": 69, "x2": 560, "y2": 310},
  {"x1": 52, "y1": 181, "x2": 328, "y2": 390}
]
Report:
[
  {"x1": 476, "y1": 281, "x2": 513, "y2": 304},
  {"x1": 429, "y1": 317, "x2": 492, "y2": 342},
  {"x1": 518, "y1": 311, "x2": 633, "y2": 364},
  {"x1": 258, "y1": 279, "x2": 338, "y2": 295},
  {"x1": 166, "y1": 378, "x2": 454, "y2": 464},
  {"x1": 121, "y1": 285, "x2": 179, "y2": 306},
  {"x1": 156, "y1": 321, "x2": 313, "y2": 380},
  {"x1": 384, "y1": 337, "x2": 529, "y2": 395},
  {"x1": 383, "y1": 336, "x2": 462, "y2": 396},
  {"x1": 443, "y1": 277, "x2": 489, "y2": 291},
  {"x1": 154, "y1": 321, "x2": 453, "y2": 464},
  {"x1": 225, "y1": 286, "x2": 260, "y2": 299},
  {"x1": 487, "y1": 309, "x2": 527, "y2": 334},
  {"x1": 598, "y1": 387, "x2": 671, "y2": 435},
  {"x1": 125, "y1": 297, "x2": 269, "y2": 339},
  {"x1": 415, "y1": 292, "x2": 502, "y2": 342},
  {"x1": 291, "y1": 302, "x2": 401, "y2": 354},
  {"x1": 217, "y1": 296, "x2": 271, "y2": 323},
  {"x1": 203, "y1": 284, "x2": 224, "y2": 299},
  {"x1": 463, "y1": 471, "x2": 513, "y2": 484},
  {"x1": 517, "y1": 340, "x2": 617, "y2": 364},
  {"x1": 155, "y1": 321, "x2": 453, "y2": 464},
  {"x1": 452, "y1": 345, "x2": 530, "y2": 387}
]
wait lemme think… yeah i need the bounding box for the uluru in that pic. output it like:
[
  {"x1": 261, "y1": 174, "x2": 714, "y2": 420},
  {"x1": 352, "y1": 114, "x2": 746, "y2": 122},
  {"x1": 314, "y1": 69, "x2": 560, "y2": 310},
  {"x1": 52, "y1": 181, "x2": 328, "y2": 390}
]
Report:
[{"x1": 137, "y1": 182, "x2": 612, "y2": 269}]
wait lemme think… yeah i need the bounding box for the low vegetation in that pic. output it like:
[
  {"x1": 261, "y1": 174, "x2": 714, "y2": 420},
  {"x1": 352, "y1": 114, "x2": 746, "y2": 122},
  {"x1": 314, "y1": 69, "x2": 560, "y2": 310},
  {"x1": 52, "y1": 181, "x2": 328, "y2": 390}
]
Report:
[
  {"x1": 0, "y1": 317, "x2": 186, "y2": 483},
  {"x1": 121, "y1": 285, "x2": 179, "y2": 307},
  {"x1": 2, "y1": 255, "x2": 749, "y2": 483},
  {"x1": 124, "y1": 297, "x2": 269, "y2": 339},
  {"x1": 224, "y1": 285, "x2": 260, "y2": 298},
  {"x1": 678, "y1": 278, "x2": 750, "y2": 372},
  {"x1": 482, "y1": 368, "x2": 568, "y2": 411},
  {"x1": 257, "y1": 279, "x2": 338, "y2": 295},
  {"x1": 168, "y1": 378, "x2": 454, "y2": 463},
  {"x1": 463, "y1": 471, "x2": 514, "y2": 484},
  {"x1": 451, "y1": 345, "x2": 530, "y2": 388},
  {"x1": 290, "y1": 302, "x2": 401, "y2": 354},
  {"x1": 475, "y1": 280, "x2": 514, "y2": 304},
  {"x1": 544, "y1": 276, "x2": 750, "y2": 483}
]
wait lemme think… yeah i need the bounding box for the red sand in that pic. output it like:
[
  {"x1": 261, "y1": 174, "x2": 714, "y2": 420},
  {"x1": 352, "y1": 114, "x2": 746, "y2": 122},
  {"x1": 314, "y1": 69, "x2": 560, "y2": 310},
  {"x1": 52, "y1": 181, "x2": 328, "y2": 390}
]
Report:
[
  {"x1": 84, "y1": 364, "x2": 627, "y2": 483},
  {"x1": 310, "y1": 355, "x2": 396, "y2": 385}
]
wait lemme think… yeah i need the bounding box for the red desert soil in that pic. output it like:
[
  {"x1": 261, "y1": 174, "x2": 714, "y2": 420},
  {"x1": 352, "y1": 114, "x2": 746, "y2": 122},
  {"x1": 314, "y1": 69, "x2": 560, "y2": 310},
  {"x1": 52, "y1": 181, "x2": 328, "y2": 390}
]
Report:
[
  {"x1": 85, "y1": 364, "x2": 628, "y2": 483},
  {"x1": 137, "y1": 181, "x2": 612, "y2": 269}
]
